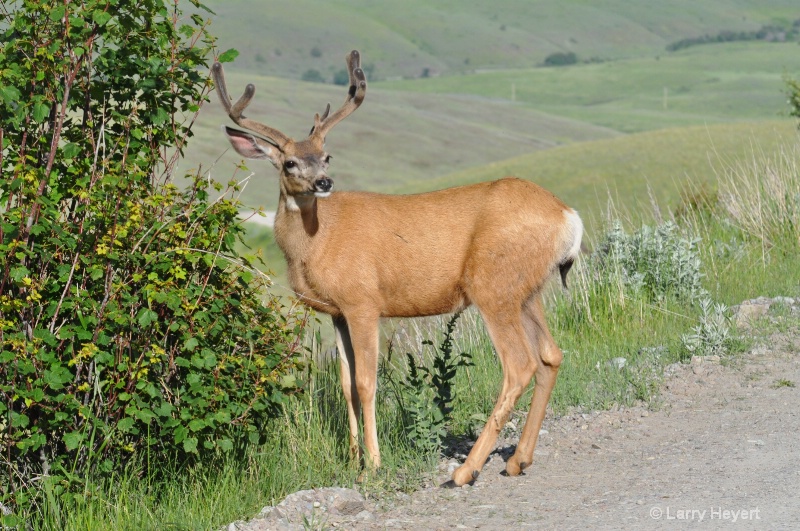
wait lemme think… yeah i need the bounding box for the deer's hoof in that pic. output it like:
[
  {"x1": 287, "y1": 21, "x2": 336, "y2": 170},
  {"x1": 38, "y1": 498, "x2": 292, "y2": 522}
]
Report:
[
  {"x1": 505, "y1": 455, "x2": 529, "y2": 477},
  {"x1": 444, "y1": 464, "x2": 480, "y2": 488}
]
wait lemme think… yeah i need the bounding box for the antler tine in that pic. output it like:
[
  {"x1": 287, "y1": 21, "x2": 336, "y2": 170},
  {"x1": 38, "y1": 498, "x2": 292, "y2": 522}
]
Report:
[
  {"x1": 211, "y1": 61, "x2": 291, "y2": 148},
  {"x1": 310, "y1": 50, "x2": 367, "y2": 141}
]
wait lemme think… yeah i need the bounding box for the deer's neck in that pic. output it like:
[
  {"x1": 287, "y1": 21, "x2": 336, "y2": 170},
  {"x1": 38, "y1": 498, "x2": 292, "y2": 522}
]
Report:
[
  {"x1": 278, "y1": 192, "x2": 329, "y2": 267},
  {"x1": 274, "y1": 192, "x2": 340, "y2": 314},
  {"x1": 274, "y1": 192, "x2": 320, "y2": 254}
]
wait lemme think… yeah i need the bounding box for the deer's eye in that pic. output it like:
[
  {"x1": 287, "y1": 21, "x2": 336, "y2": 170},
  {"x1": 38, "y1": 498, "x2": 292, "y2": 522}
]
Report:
[{"x1": 285, "y1": 160, "x2": 297, "y2": 169}]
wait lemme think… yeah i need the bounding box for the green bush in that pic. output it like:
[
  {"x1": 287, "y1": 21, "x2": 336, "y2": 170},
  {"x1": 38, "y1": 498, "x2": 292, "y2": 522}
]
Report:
[
  {"x1": 301, "y1": 69, "x2": 326, "y2": 83},
  {"x1": 788, "y1": 76, "x2": 800, "y2": 123},
  {"x1": 0, "y1": 0, "x2": 303, "y2": 518},
  {"x1": 592, "y1": 220, "x2": 708, "y2": 303},
  {"x1": 543, "y1": 51, "x2": 578, "y2": 67},
  {"x1": 681, "y1": 298, "x2": 731, "y2": 358}
]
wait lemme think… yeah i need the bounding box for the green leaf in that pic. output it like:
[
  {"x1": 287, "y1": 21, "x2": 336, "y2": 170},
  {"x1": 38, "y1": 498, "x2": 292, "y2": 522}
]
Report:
[
  {"x1": 183, "y1": 437, "x2": 198, "y2": 453},
  {"x1": 217, "y1": 48, "x2": 239, "y2": 63},
  {"x1": 11, "y1": 412, "x2": 29, "y2": 428},
  {"x1": 201, "y1": 349, "x2": 216, "y2": 368},
  {"x1": 92, "y1": 10, "x2": 112, "y2": 26},
  {"x1": 135, "y1": 408, "x2": 155, "y2": 424},
  {"x1": 43, "y1": 365, "x2": 72, "y2": 390},
  {"x1": 32, "y1": 102, "x2": 50, "y2": 122},
  {"x1": 184, "y1": 337, "x2": 199, "y2": 352},
  {"x1": 0, "y1": 84, "x2": 21, "y2": 103},
  {"x1": 63, "y1": 431, "x2": 84, "y2": 451},
  {"x1": 174, "y1": 425, "x2": 188, "y2": 444},
  {"x1": 62, "y1": 142, "x2": 80, "y2": 159},
  {"x1": 118, "y1": 417, "x2": 134, "y2": 432},
  {"x1": 137, "y1": 308, "x2": 158, "y2": 327},
  {"x1": 280, "y1": 374, "x2": 297, "y2": 389},
  {"x1": 151, "y1": 107, "x2": 169, "y2": 125},
  {"x1": 218, "y1": 438, "x2": 233, "y2": 452},
  {"x1": 49, "y1": 5, "x2": 66, "y2": 21},
  {"x1": 154, "y1": 402, "x2": 174, "y2": 417}
]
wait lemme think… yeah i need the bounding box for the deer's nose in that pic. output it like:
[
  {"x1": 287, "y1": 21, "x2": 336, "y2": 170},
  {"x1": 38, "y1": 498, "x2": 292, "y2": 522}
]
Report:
[{"x1": 314, "y1": 177, "x2": 333, "y2": 193}]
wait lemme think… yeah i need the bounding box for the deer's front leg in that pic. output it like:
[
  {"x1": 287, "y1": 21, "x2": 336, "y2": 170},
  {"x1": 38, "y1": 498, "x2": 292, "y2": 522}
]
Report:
[
  {"x1": 344, "y1": 313, "x2": 381, "y2": 469},
  {"x1": 333, "y1": 316, "x2": 361, "y2": 464}
]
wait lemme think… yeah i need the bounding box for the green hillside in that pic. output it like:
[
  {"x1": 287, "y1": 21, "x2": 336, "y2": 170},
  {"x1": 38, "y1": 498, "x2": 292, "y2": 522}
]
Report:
[
  {"x1": 377, "y1": 42, "x2": 800, "y2": 133},
  {"x1": 185, "y1": 2, "x2": 800, "y2": 233},
  {"x1": 403, "y1": 120, "x2": 800, "y2": 236},
  {"x1": 203, "y1": 0, "x2": 799, "y2": 80}
]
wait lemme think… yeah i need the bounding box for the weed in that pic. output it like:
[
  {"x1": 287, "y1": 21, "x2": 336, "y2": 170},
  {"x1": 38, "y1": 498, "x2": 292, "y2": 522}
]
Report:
[
  {"x1": 387, "y1": 313, "x2": 473, "y2": 454},
  {"x1": 771, "y1": 379, "x2": 796, "y2": 389},
  {"x1": 681, "y1": 298, "x2": 732, "y2": 359}
]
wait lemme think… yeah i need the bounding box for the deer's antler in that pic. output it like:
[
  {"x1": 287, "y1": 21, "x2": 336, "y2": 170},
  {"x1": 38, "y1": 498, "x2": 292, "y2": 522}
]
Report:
[
  {"x1": 309, "y1": 50, "x2": 367, "y2": 141},
  {"x1": 211, "y1": 61, "x2": 291, "y2": 149}
]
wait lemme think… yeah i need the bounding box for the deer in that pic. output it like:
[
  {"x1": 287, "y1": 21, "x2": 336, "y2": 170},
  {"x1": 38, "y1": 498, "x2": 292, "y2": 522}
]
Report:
[{"x1": 211, "y1": 50, "x2": 583, "y2": 487}]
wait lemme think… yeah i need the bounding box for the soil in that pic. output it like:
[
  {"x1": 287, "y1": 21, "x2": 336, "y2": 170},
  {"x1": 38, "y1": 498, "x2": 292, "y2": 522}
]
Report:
[{"x1": 229, "y1": 299, "x2": 800, "y2": 530}]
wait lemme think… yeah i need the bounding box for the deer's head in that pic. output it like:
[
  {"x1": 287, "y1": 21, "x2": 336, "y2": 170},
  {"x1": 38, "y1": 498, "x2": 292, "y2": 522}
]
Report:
[{"x1": 212, "y1": 50, "x2": 367, "y2": 202}]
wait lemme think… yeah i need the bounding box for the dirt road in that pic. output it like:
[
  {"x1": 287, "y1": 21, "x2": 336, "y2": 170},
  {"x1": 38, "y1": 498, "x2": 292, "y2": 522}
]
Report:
[
  {"x1": 231, "y1": 302, "x2": 800, "y2": 530},
  {"x1": 369, "y1": 325, "x2": 800, "y2": 529}
]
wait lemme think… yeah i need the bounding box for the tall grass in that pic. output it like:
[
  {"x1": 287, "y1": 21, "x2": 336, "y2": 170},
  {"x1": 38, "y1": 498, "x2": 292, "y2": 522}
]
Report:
[
  {"x1": 717, "y1": 144, "x2": 800, "y2": 247},
  {"x1": 681, "y1": 137, "x2": 800, "y2": 303}
]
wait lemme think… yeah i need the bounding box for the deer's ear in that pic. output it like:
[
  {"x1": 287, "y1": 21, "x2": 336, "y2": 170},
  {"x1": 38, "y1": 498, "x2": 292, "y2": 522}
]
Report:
[{"x1": 223, "y1": 126, "x2": 281, "y2": 168}]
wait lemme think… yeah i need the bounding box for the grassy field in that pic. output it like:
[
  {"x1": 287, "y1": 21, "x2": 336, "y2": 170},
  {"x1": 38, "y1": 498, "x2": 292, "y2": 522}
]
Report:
[
  {"x1": 202, "y1": 0, "x2": 800, "y2": 79},
  {"x1": 377, "y1": 42, "x2": 800, "y2": 133},
  {"x1": 404, "y1": 120, "x2": 800, "y2": 233}
]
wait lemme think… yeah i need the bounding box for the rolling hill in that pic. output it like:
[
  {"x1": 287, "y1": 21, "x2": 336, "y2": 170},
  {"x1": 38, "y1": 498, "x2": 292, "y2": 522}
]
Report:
[{"x1": 201, "y1": 0, "x2": 800, "y2": 80}]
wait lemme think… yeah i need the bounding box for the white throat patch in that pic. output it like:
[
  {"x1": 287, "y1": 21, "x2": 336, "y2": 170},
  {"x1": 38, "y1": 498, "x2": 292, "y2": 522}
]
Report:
[{"x1": 285, "y1": 196, "x2": 300, "y2": 212}]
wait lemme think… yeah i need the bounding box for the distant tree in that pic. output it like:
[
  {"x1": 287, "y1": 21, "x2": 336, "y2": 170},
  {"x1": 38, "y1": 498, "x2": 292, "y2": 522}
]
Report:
[
  {"x1": 310, "y1": 46, "x2": 323, "y2": 58},
  {"x1": 302, "y1": 69, "x2": 325, "y2": 83},
  {"x1": 362, "y1": 63, "x2": 376, "y2": 81},
  {"x1": 333, "y1": 68, "x2": 350, "y2": 85},
  {"x1": 543, "y1": 51, "x2": 578, "y2": 67},
  {"x1": 788, "y1": 77, "x2": 800, "y2": 124}
]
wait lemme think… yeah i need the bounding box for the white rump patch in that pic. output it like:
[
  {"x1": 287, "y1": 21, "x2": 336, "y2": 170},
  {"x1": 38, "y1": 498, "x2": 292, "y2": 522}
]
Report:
[{"x1": 562, "y1": 209, "x2": 584, "y2": 261}]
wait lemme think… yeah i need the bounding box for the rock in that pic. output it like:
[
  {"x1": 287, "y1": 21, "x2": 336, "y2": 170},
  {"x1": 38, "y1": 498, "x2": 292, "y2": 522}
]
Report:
[
  {"x1": 731, "y1": 295, "x2": 800, "y2": 328},
  {"x1": 232, "y1": 487, "x2": 370, "y2": 531},
  {"x1": 609, "y1": 357, "x2": 627, "y2": 370},
  {"x1": 732, "y1": 299, "x2": 770, "y2": 327}
]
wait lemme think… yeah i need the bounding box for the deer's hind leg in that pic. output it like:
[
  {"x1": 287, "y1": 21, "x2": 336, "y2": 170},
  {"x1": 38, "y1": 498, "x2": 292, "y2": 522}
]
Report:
[
  {"x1": 448, "y1": 302, "x2": 537, "y2": 487},
  {"x1": 505, "y1": 295, "x2": 562, "y2": 476}
]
